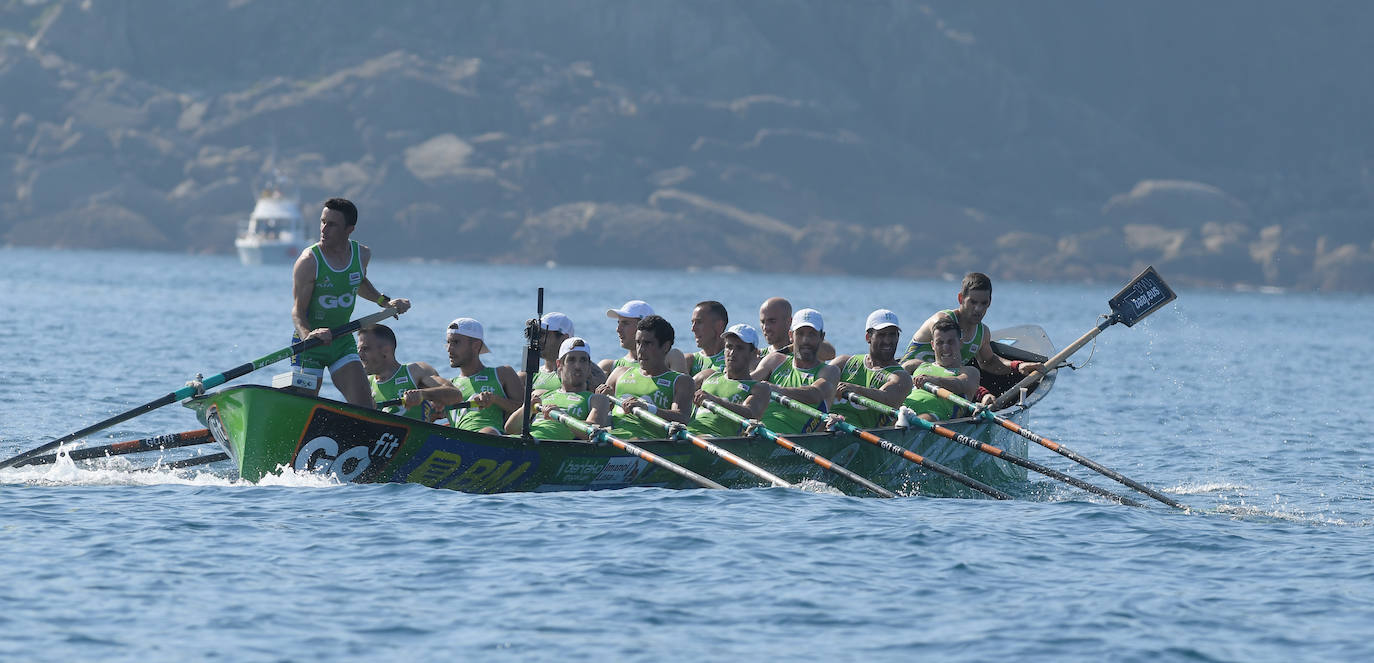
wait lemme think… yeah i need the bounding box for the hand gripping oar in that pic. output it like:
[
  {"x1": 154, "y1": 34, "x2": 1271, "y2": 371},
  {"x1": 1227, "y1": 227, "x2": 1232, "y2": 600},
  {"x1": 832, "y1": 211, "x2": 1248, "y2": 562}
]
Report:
[
  {"x1": 0, "y1": 308, "x2": 399, "y2": 470},
  {"x1": 16, "y1": 429, "x2": 215, "y2": 467},
  {"x1": 697, "y1": 400, "x2": 895, "y2": 498},
  {"x1": 993, "y1": 266, "x2": 1177, "y2": 410},
  {"x1": 771, "y1": 393, "x2": 1012, "y2": 500},
  {"x1": 921, "y1": 384, "x2": 1185, "y2": 509},
  {"x1": 845, "y1": 392, "x2": 1138, "y2": 505},
  {"x1": 546, "y1": 407, "x2": 726, "y2": 490},
  {"x1": 609, "y1": 395, "x2": 791, "y2": 488}
]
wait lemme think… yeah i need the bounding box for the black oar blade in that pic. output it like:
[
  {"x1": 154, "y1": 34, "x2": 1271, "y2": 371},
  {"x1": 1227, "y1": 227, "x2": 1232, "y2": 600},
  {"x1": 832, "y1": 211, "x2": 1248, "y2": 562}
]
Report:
[{"x1": 1108, "y1": 265, "x2": 1176, "y2": 327}]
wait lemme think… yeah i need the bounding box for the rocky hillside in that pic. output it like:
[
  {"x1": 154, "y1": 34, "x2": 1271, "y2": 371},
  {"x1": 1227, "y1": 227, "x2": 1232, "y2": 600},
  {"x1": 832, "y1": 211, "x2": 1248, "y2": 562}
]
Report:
[{"x1": 2, "y1": 0, "x2": 1373, "y2": 291}]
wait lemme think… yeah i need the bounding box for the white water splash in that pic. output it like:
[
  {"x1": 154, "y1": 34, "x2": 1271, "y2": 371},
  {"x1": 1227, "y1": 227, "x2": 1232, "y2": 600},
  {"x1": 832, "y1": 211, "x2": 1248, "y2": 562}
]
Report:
[
  {"x1": 0, "y1": 453, "x2": 344, "y2": 489},
  {"x1": 1169, "y1": 481, "x2": 1252, "y2": 495},
  {"x1": 793, "y1": 478, "x2": 846, "y2": 496}
]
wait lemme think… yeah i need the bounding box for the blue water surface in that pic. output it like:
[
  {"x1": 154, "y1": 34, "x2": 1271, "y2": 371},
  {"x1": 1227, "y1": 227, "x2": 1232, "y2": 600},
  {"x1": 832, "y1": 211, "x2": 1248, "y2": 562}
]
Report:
[{"x1": 1, "y1": 247, "x2": 1371, "y2": 662}]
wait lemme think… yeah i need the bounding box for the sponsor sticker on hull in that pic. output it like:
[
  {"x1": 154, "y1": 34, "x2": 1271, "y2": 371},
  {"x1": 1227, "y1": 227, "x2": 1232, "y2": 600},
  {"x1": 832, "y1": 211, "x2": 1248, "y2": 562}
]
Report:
[
  {"x1": 388, "y1": 434, "x2": 540, "y2": 493},
  {"x1": 291, "y1": 407, "x2": 410, "y2": 483}
]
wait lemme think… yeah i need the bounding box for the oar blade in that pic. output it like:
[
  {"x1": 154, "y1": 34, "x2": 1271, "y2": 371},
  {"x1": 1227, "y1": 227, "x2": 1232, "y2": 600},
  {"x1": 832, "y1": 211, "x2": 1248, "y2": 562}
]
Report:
[{"x1": 1108, "y1": 265, "x2": 1176, "y2": 327}]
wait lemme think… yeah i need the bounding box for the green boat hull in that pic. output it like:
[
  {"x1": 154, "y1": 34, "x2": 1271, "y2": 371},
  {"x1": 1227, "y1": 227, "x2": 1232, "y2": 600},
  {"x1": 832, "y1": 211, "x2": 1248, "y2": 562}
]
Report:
[{"x1": 185, "y1": 384, "x2": 1046, "y2": 498}]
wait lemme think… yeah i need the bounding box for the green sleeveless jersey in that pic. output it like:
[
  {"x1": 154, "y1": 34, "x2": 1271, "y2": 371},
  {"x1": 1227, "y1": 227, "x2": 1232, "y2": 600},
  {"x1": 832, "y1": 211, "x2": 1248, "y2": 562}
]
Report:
[
  {"x1": 306, "y1": 241, "x2": 364, "y2": 328},
  {"x1": 688, "y1": 373, "x2": 757, "y2": 437},
  {"x1": 532, "y1": 368, "x2": 561, "y2": 392},
  {"x1": 448, "y1": 366, "x2": 509, "y2": 432},
  {"x1": 903, "y1": 363, "x2": 960, "y2": 421},
  {"x1": 610, "y1": 366, "x2": 683, "y2": 439},
  {"x1": 529, "y1": 390, "x2": 595, "y2": 440},
  {"x1": 829, "y1": 354, "x2": 901, "y2": 429},
  {"x1": 689, "y1": 348, "x2": 726, "y2": 375},
  {"x1": 901, "y1": 310, "x2": 987, "y2": 365},
  {"x1": 612, "y1": 357, "x2": 639, "y2": 370},
  {"x1": 369, "y1": 364, "x2": 426, "y2": 420},
  {"x1": 759, "y1": 356, "x2": 825, "y2": 434}
]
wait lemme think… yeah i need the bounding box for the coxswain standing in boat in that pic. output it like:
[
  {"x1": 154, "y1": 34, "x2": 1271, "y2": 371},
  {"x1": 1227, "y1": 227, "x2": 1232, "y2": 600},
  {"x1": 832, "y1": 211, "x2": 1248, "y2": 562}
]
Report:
[
  {"x1": 598, "y1": 300, "x2": 686, "y2": 375},
  {"x1": 903, "y1": 318, "x2": 982, "y2": 421},
  {"x1": 518, "y1": 312, "x2": 606, "y2": 393},
  {"x1": 675, "y1": 300, "x2": 729, "y2": 386},
  {"x1": 356, "y1": 324, "x2": 447, "y2": 421},
  {"x1": 435, "y1": 318, "x2": 524, "y2": 435},
  {"x1": 689, "y1": 323, "x2": 770, "y2": 437},
  {"x1": 597, "y1": 315, "x2": 694, "y2": 440},
  {"x1": 758, "y1": 297, "x2": 836, "y2": 360},
  {"x1": 752, "y1": 308, "x2": 840, "y2": 434},
  {"x1": 899, "y1": 272, "x2": 1043, "y2": 380},
  {"x1": 504, "y1": 337, "x2": 611, "y2": 439},
  {"x1": 291, "y1": 197, "x2": 410, "y2": 407},
  {"x1": 828, "y1": 309, "x2": 913, "y2": 429}
]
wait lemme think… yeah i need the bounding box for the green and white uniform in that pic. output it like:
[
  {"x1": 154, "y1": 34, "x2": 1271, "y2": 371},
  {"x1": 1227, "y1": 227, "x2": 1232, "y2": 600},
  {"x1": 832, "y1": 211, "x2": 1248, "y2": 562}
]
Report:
[
  {"x1": 531, "y1": 368, "x2": 562, "y2": 393},
  {"x1": 759, "y1": 356, "x2": 826, "y2": 434},
  {"x1": 829, "y1": 354, "x2": 902, "y2": 429},
  {"x1": 612, "y1": 357, "x2": 639, "y2": 371},
  {"x1": 292, "y1": 240, "x2": 364, "y2": 374},
  {"x1": 448, "y1": 366, "x2": 509, "y2": 432},
  {"x1": 528, "y1": 390, "x2": 596, "y2": 440},
  {"x1": 903, "y1": 363, "x2": 961, "y2": 421},
  {"x1": 689, "y1": 348, "x2": 726, "y2": 376},
  {"x1": 369, "y1": 364, "x2": 427, "y2": 420},
  {"x1": 688, "y1": 373, "x2": 758, "y2": 437},
  {"x1": 610, "y1": 366, "x2": 683, "y2": 439},
  {"x1": 901, "y1": 310, "x2": 987, "y2": 365}
]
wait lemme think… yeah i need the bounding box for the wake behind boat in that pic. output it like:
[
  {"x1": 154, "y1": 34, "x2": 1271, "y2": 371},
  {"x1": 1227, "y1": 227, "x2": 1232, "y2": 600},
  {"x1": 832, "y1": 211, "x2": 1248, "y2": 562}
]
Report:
[{"x1": 182, "y1": 325, "x2": 1056, "y2": 497}]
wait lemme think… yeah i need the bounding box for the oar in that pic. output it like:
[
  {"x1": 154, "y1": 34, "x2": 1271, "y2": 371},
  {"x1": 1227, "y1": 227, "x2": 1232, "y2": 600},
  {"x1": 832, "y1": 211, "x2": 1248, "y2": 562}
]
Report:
[
  {"x1": 993, "y1": 266, "x2": 1177, "y2": 409},
  {"x1": 520, "y1": 288, "x2": 545, "y2": 439},
  {"x1": 771, "y1": 393, "x2": 1013, "y2": 500},
  {"x1": 844, "y1": 393, "x2": 1139, "y2": 505},
  {"x1": 921, "y1": 384, "x2": 1185, "y2": 509},
  {"x1": 16, "y1": 429, "x2": 215, "y2": 467},
  {"x1": 697, "y1": 400, "x2": 896, "y2": 498},
  {"x1": 608, "y1": 395, "x2": 791, "y2": 488},
  {"x1": 136, "y1": 452, "x2": 230, "y2": 472},
  {"x1": 546, "y1": 407, "x2": 726, "y2": 490},
  {"x1": 0, "y1": 308, "x2": 399, "y2": 470}
]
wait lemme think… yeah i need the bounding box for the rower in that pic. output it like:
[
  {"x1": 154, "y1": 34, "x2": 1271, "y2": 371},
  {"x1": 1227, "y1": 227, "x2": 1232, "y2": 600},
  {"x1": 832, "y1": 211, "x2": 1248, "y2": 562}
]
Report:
[
  {"x1": 900, "y1": 272, "x2": 1044, "y2": 379},
  {"x1": 903, "y1": 318, "x2": 981, "y2": 421},
  {"x1": 598, "y1": 314, "x2": 694, "y2": 440},
  {"x1": 356, "y1": 324, "x2": 447, "y2": 421},
  {"x1": 689, "y1": 323, "x2": 770, "y2": 437},
  {"x1": 599, "y1": 300, "x2": 686, "y2": 374},
  {"x1": 678, "y1": 300, "x2": 729, "y2": 385},
  {"x1": 752, "y1": 308, "x2": 840, "y2": 434},
  {"x1": 290, "y1": 197, "x2": 411, "y2": 407},
  {"x1": 504, "y1": 337, "x2": 611, "y2": 439},
  {"x1": 518, "y1": 312, "x2": 606, "y2": 393},
  {"x1": 438, "y1": 317, "x2": 524, "y2": 434},
  {"x1": 758, "y1": 297, "x2": 836, "y2": 360},
  {"x1": 829, "y1": 309, "x2": 913, "y2": 429}
]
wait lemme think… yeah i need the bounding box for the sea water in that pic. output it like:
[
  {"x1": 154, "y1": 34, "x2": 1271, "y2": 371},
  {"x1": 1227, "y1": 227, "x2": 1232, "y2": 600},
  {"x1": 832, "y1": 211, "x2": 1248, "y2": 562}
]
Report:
[{"x1": 0, "y1": 246, "x2": 1370, "y2": 662}]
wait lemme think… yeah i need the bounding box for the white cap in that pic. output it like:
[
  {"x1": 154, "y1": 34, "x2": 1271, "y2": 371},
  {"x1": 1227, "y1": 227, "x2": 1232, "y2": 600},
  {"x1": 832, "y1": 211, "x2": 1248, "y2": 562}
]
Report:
[
  {"x1": 721, "y1": 323, "x2": 762, "y2": 348},
  {"x1": 540, "y1": 312, "x2": 575, "y2": 336},
  {"x1": 606, "y1": 300, "x2": 654, "y2": 319},
  {"x1": 865, "y1": 309, "x2": 900, "y2": 332},
  {"x1": 558, "y1": 336, "x2": 592, "y2": 359},
  {"x1": 446, "y1": 317, "x2": 491, "y2": 354},
  {"x1": 790, "y1": 308, "x2": 824, "y2": 332}
]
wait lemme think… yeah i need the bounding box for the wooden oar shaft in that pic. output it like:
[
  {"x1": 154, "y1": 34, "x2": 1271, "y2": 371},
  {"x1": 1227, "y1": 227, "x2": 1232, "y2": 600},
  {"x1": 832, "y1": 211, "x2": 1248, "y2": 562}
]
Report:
[
  {"x1": 776, "y1": 394, "x2": 1012, "y2": 500},
  {"x1": 548, "y1": 408, "x2": 725, "y2": 490},
  {"x1": 17, "y1": 429, "x2": 215, "y2": 467},
  {"x1": 699, "y1": 400, "x2": 895, "y2": 498},
  {"x1": 0, "y1": 308, "x2": 398, "y2": 471},
  {"x1": 612, "y1": 396, "x2": 790, "y2": 488},
  {"x1": 922, "y1": 384, "x2": 1180, "y2": 509},
  {"x1": 991, "y1": 316, "x2": 1115, "y2": 409}
]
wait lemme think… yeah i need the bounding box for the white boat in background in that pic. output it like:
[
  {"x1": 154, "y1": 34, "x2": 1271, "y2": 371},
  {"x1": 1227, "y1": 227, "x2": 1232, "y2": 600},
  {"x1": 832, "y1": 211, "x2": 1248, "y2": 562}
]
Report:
[{"x1": 235, "y1": 172, "x2": 306, "y2": 265}]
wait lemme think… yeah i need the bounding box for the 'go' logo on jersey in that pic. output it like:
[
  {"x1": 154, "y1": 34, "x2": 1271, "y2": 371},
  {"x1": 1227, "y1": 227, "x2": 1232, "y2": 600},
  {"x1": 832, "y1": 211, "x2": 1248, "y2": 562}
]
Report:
[{"x1": 317, "y1": 293, "x2": 355, "y2": 309}]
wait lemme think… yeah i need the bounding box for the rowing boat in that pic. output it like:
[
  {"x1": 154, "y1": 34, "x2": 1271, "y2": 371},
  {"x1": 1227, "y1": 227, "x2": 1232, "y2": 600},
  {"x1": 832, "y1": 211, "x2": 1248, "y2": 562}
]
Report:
[{"x1": 183, "y1": 325, "x2": 1056, "y2": 497}]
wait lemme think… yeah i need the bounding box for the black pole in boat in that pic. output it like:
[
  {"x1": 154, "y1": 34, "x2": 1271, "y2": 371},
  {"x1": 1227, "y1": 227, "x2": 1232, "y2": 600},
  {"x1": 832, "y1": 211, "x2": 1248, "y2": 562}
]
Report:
[{"x1": 520, "y1": 288, "x2": 545, "y2": 440}]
